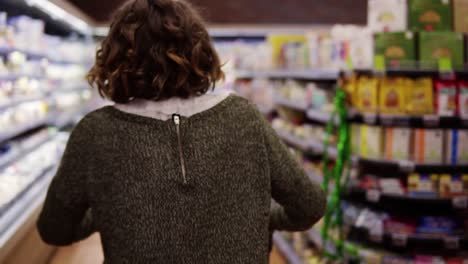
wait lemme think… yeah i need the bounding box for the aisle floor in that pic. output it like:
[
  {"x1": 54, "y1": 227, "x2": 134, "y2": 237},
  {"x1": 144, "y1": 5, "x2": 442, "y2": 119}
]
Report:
[{"x1": 49, "y1": 234, "x2": 286, "y2": 264}]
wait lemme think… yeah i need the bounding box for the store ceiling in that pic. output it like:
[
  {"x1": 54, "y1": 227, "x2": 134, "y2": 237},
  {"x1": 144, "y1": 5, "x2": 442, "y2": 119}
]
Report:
[{"x1": 67, "y1": 0, "x2": 367, "y2": 25}]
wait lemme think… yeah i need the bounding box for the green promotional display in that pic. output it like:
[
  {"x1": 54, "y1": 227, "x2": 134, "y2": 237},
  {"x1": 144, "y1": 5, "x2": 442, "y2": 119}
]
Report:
[
  {"x1": 419, "y1": 31, "x2": 465, "y2": 68},
  {"x1": 409, "y1": 0, "x2": 453, "y2": 31},
  {"x1": 375, "y1": 32, "x2": 416, "y2": 67}
]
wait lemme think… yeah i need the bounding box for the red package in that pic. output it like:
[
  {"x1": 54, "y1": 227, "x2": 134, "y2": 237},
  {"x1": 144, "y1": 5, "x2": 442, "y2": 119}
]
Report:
[
  {"x1": 435, "y1": 80, "x2": 458, "y2": 116},
  {"x1": 458, "y1": 81, "x2": 468, "y2": 118}
]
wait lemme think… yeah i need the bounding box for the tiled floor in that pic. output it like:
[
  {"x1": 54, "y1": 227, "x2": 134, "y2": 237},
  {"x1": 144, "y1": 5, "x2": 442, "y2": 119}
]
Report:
[{"x1": 49, "y1": 234, "x2": 286, "y2": 264}]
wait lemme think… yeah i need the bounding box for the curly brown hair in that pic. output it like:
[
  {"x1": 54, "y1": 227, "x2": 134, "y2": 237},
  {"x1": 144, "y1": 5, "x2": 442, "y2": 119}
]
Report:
[{"x1": 87, "y1": 0, "x2": 225, "y2": 103}]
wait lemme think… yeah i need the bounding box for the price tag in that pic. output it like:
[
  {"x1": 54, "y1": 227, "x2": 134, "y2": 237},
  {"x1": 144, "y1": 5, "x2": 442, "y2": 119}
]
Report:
[
  {"x1": 380, "y1": 115, "x2": 393, "y2": 126},
  {"x1": 444, "y1": 237, "x2": 460, "y2": 249},
  {"x1": 392, "y1": 233, "x2": 408, "y2": 247},
  {"x1": 423, "y1": 115, "x2": 440, "y2": 127},
  {"x1": 461, "y1": 118, "x2": 468, "y2": 128},
  {"x1": 366, "y1": 189, "x2": 381, "y2": 203},
  {"x1": 438, "y1": 58, "x2": 455, "y2": 80},
  {"x1": 374, "y1": 55, "x2": 386, "y2": 73},
  {"x1": 398, "y1": 160, "x2": 415, "y2": 173},
  {"x1": 452, "y1": 197, "x2": 468, "y2": 209},
  {"x1": 363, "y1": 113, "x2": 378, "y2": 124},
  {"x1": 369, "y1": 231, "x2": 383, "y2": 242}
]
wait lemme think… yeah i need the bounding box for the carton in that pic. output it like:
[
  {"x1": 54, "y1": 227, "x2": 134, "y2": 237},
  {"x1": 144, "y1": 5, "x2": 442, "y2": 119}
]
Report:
[
  {"x1": 360, "y1": 125, "x2": 383, "y2": 159},
  {"x1": 413, "y1": 129, "x2": 444, "y2": 163},
  {"x1": 419, "y1": 31, "x2": 464, "y2": 69},
  {"x1": 409, "y1": 0, "x2": 453, "y2": 31},
  {"x1": 375, "y1": 32, "x2": 416, "y2": 68},
  {"x1": 453, "y1": 0, "x2": 468, "y2": 32},
  {"x1": 368, "y1": 0, "x2": 408, "y2": 32},
  {"x1": 384, "y1": 127, "x2": 412, "y2": 161},
  {"x1": 445, "y1": 130, "x2": 468, "y2": 164}
]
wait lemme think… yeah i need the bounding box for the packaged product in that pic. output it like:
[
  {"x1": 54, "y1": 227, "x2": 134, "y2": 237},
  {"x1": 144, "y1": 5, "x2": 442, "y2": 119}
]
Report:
[
  {"x1": 351, "y1": 124, "x2": 360, "y2": 155},
  {"x1": 405, "y1": 78, "x2": 434, "y2": 115},
  {"x1": 368, "y1": 0, "x2": 408, "y2": 32},
  {"x1": 409, "y1": 0, "x2": 453, "y2": 31},
  {"x1": 379, "y1": 178, "x2": 405, "y2": 195},
  {"x1": 419, "y1": 32, "x2": 464, "y2": 69},
  {"x1": 408, "y1": 173, "x2": 439, "y2": 197},
  {"x1": 379, "y1": 78, "x2": 406, "y2": 114},
  {"x1": 268, "y1": 35, "x2": 308, "y2": 69},
  {"x1": 444, "y1": 129, "x2": 468, "y2": 164},
  {"x1": 458, "y1": 81, "x2": 468, "y2": 118},
  {"x1": 435, "y1": 80, "x2": 457, "y2": 116},
  {"x1": 344, "y1": 75, "x2": 359, "y2": 108},
  {"x1": 463, "y1": 175, "x2": 468, "y2": 193},
  {"x1": 375, "y1": 32, "x2": 416, "y2": 68},
  {"x1": 384, "y1": 217, "x2": 417, "y2": 234},
  {"x1": 439, "y1": 174, "x2": 464, "y2": 197},
  {"x1": 417, "y1": 217, "x2": 457, "y2": 235},
  {"x1": 453, "y1": 0, "x2": 468, "y2": 32},
  {"x1": 357, "y1": 77, "x2": 379, "y2": 113},
  {"x1": 359, "y1": 125, "x2": 383, "y2": 159},
  {"x1": 384, "y1": 127, "x2": 411, "y2": 161},
  {"x1": 413, "y1": 129, "x2": 444, "y2": 163}
]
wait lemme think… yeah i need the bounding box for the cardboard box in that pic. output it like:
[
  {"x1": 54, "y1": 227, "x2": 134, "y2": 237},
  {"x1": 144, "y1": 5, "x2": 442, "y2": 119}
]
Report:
[
  {"x1": 375, "y1": 32, "x2": 416, "y2": 67},
  {"x1": 409, "y1": 0, "x2": 453, "y2": 31},
  {"x1": 419, "y1": 31, "x2": 464, "y2": 69},
  {"x1": 360, "y1": 125, "x2": 383, "y2": 159},
  {"x1": 413, "y1": 129, "x2": 444, "y2": 163},
  {"x1": 385, "y1": 127, "x2": 412, "y2": 161},
  {"x1": 368, "y1": 0, "x2": 408, "y2": 32},
  {"x1": 454, "y1": 0, "x2": 468, "y2": 32},
  {"x1": 445, "y1": 130, "x2": 468, "y2": 164}
]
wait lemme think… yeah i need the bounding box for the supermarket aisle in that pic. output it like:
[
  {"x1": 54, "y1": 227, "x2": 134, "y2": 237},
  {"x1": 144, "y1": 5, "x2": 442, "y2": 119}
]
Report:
[{"x1": 50, "y1": 234, "x2": 286, "y2": 264}]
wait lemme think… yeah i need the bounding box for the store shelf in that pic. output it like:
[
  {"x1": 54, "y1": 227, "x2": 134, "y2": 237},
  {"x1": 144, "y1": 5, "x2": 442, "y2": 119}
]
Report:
[
  {"x1": 359, "y1": 158, "x2": 468, "y2": 175},
  {"x1": 0, "y1": 73, "x2": 44, "y2": 82},
  {"x1": 275, "y1": 129, "x2": 339, "y2": 158},
  {"x1": 235, "y1": 69, "x2": 339, "y2": 81},
  {"x1": 351, "y1": 112, "x2": 468, "y2": 129},
  {"x1": 0, "y1": 134, "x2": 54, "y2": 171},
  {"x1": 0, "y1": 46, "x2": 87, "y2": 65},
  {"x1": 50, "y1": 107, "x2": 89, "y2": 129},
  {"x1": 306, "y1": 109, "x2": 337, "y2": 124},
  {"x1": 0, "y1": 118, "x2": 49, "y2": 144},
  {"x1": 354, "y1": 68, "x2": 468, "y2": 79},
  {"x1": 274, "y1": 97, "x2": 309, "y2": 111},
  {"x1": 0, "y1": 166, "x2": 56, "y2": 247},
  {"x1": 343, "y1": 187, "x2": 468, "y2": 216},
  {"x1": 0, "y1": 95, "x2": 46, "y2": 111},
  {"x1": 273, "y1": 233, "x2": 303, "y2": 264},
  {"x1": 347, "y1": 226, "x2": 468, "y2": 254}
]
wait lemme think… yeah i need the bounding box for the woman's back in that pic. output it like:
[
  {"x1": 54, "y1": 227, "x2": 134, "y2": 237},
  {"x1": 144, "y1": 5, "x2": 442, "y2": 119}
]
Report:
[{"x1": 36, "y1": 0, "x2": 326, "y2": 263}]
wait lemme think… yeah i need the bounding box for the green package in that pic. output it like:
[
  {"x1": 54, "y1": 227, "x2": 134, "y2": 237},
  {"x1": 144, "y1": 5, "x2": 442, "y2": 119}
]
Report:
[
  {"x1": 409, "y1": 0, "x2": 453, "y2": 31},
  {"x1": 375, "y1": 32, "x2": 416, "y2": 68},
  {"x1": 419, "y1": 31, "x2": 464, "y2": 69}
]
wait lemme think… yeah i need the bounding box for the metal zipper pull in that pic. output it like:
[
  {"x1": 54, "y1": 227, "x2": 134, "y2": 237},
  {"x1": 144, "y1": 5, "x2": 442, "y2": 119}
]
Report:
[{"x1": 172, "y1": 114, "x2": 188, "y2": 185}]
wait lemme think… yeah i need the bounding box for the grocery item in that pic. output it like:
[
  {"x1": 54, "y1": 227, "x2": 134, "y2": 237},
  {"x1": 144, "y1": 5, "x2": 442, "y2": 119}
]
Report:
[
  {"x1": 408, "y1": 173, "x2": 439, "y2": 197},
  {"x1": 268, "y1": 35, "x2": 308, "y2": 69},
  {"x1": 367, "y1": 0, "x2": 408, "y2": 32},
  {"x1": 409, "y1": 0, "x2": 453, "y2": 31},
  {"x1": 419, "y1": 32, "x2": 465, "y2": 69},
  {"x1": 453, "y1": 0, "x2": 468, "y2": 32},
  {"x1": 435, "y1": 80, "x2": 458, "y2": 116},
  {"x1": 445, "y1": 129, "x2": 468, "y2": 164},
  {"x1": 360, "y1": 125, "x2": 383, "y2": 159},
  {"x1": 406, "y1": 78, "x2": 434, "y2": 115},
  {"x1": 379, "y1": 78, "x2": 406, "y2": 114},
  {"x1": 413, "y1": 129, "x2": 444, "y2": 163},
  {"x1": 458, "y1": 81, "x2": 468, "y2": 118},
  {"x1": 357, "y1": 77, "x2": 379, "y2": 112},
  {"x1": 384, "y1": 127, "x2": 411, "y2": 161},
  {"x1": 375, "y1": 32, "x2": 416, "y2": 67},
  {"x1": 379, "y1": 178, "x2": 405, "y2": 195},
  {"x1": 417, "y1": 217, "x2": 457, "y2": 235},
  {"x1": 439, "y1": 174, "x2": 465, "y2": 197}
]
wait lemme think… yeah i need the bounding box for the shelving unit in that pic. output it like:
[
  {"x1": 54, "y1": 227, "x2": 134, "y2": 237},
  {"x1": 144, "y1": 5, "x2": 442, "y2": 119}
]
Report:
[
  {"x1": 272, "y1": 233, "x2": 304, "y2": 264},
  {"x1": 235, "y1": 69, "x2": 339, "y2": 81}
]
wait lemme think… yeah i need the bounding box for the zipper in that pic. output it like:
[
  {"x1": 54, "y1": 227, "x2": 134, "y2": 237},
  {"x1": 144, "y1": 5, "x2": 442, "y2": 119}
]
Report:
[{"x1": 172, "y1": 114, "x2": 188, "y2": 185}]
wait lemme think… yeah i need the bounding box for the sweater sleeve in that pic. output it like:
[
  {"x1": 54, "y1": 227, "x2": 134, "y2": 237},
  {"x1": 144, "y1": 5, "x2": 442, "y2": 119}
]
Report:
[
  {"x1": 37, "y1": 120, "x2": 96, "y2": 246},
  {"x1": 260, "y1": 117, "x2": 326, "y2": 232}
]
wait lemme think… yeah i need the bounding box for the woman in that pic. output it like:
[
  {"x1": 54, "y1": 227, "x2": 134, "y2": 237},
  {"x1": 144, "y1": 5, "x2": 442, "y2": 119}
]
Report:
[{"x1": 37, "y1": 0, "x2": 326, "y2": 263}]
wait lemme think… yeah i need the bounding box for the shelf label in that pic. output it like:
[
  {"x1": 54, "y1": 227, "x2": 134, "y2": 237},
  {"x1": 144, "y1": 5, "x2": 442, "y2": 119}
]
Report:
[
  {"x1": 398, "y1": 160, "x2": 415, "y2": 173},
  {"x1": 444, "y1": 237, "x2": 460, "y2": 249},
  {"x1": 380, "y1": 115, "x2": 393, "y2": 126},
  {"x1": 363, "y1": 113, "x2": 378, "y2": 124},
  {"x1": 438, "y1": 58, "x2": 453, "y2": 72},
  {"x1": 366, "y1": 189, "x2": 381, "y2": 203},
  {"x1": 392, "y1": 233, "x2": 408, "y2": 247},
  {"x1": 461, "y1": 118, "x2": 468, "y2": 128},
  {"x1": 423, "y1": 115, "x2": 440, "y2": 127},
  {"x1": 452, "y1": 197, "x2": 468, "y2": 209}
]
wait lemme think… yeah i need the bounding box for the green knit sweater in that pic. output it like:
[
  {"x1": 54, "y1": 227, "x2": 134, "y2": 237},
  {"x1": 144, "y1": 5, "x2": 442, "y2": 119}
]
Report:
[{"x1": 37, "y1": 95, "x2": 326, "y2": 264}]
